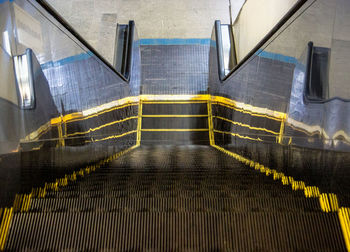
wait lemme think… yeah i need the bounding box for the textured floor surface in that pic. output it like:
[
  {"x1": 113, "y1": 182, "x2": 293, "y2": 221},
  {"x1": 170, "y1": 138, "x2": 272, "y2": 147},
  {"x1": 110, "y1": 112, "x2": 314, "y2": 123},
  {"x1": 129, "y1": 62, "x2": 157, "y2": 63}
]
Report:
[
  {"x1": 141, "y1": 45, "x2": 209, "y2": 95},
  {"x1": 5, "y1": 145, "x2": 346, "y2": 251}
]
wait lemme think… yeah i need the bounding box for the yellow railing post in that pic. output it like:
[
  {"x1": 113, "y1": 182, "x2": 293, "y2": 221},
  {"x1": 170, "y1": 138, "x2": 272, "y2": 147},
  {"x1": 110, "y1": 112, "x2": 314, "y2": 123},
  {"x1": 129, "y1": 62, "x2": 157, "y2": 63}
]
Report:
[
  {"x1": 136, "y1": 98, "x2": 143, "y2": 146},
  {"x1": 56, "y1": 116, "x2": 65, "y2": 147},
  {"x1": 277, "y1": 115, "x2": 286, "y2": 144},
  {"x1": 207, "y1": 96, "x2": 215, "y2": 146}
]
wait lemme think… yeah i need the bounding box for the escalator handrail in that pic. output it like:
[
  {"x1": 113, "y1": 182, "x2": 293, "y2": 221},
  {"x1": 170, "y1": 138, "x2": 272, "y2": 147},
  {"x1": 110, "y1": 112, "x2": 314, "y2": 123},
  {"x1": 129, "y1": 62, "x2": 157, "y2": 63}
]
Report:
[
  {"x1": 215, "y1": 20, "x2": 225, "y2": 81},
  {"x1": 34, "y1": 0, "x2": 130, "y2": 83},
  {"x1": 304, "y1": 42, "x2": 350, "y2": 103},
  {"x1": 124, "y1": 20, "x2": 135, "y2": 81},
  {"x1": 220, "y1": 0, "x2": 308, "y2": 82}
]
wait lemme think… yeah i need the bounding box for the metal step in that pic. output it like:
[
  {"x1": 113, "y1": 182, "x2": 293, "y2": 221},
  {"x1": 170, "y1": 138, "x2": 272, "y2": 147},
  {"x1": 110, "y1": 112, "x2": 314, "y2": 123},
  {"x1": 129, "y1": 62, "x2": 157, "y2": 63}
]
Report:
[
  {"x1": 6, "y1": 212, "x2": 345, "y2": 251},
  {"x1": 4, "y1": 145, "x2": 347, "y2": 250}
]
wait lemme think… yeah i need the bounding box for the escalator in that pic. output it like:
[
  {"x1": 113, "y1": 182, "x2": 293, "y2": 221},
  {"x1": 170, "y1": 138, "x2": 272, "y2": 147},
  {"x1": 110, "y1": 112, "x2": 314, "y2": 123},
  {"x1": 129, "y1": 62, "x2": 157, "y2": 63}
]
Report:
[
  {"x1": 3, "y1": 146, "x2": 346, "y2": 250},
  {"x1": 1, "y1": 0, "x2": 350, "y2": 251}
]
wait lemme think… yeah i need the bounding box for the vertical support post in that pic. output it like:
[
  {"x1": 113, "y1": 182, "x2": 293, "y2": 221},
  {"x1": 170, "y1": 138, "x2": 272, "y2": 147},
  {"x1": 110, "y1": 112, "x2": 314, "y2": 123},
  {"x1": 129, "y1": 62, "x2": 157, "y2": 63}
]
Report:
[
  {"x1": 277, "y1": 116, "x2": 286, "y2": 144},
  {"x1": 57, "y1": 116, "x2": 65, "y2": 147},
  {"x1": 136, "y1": 98, "x2": 143, "y2": 146},
  {"x1": 63, "y1": 119, "x2": 67, "y2": 138},
  {"x1": 207, "y1": 96, "x2": 215, "y2": 146}
]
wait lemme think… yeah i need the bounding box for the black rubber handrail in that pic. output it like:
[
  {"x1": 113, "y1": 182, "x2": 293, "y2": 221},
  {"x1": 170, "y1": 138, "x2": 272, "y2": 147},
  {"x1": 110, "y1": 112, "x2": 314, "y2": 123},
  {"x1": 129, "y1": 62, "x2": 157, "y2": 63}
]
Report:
[
  {"x1": 303, "y1": 41, "x2": 323, "y2": 102},
  {"x1": 124, "y1": 21, "x2": 135, "y2": 81},
  {"x1": 215, "y1": 21, "x2": 238, "y2": 81},
  {"x1": 304, "y1": 42, "x2": 350, "y2": 103},
  {"x1": 306, "y1": 95, "x2": 350, "y2": 103},
  {"x1": 304, "y1": 41, "x2": 315, "y2": 101},
  {"x1": 34, "y1": 0, "x2": 129, "y2": 82},
  {"x1": 221, "y1": 0, "x2": 309, "y2": 82},
  {"x1": 215, "y1": 20, "x2": 225, "y2": 81}
]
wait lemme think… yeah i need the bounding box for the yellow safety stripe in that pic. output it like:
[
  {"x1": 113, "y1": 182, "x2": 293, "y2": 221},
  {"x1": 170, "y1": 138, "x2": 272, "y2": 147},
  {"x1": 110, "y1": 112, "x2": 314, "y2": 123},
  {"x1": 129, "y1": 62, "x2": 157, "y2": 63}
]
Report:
[
  {"x1": 86, "y1": 130, "x2": 137, "y2": 143},
  {"x1": 142, "y1": 101, "x2": 207, "y2": 104},
  {"x1": 52, "y1": 103, "x2": 138, "y2": 125},
  {"x1": 66, "y1": 116, "x2": 138, "y2": 137},
  {"x1": 81, "y1": 96, "x2": 139, "y2": 117},
  {"x1": 24, "y1": 94, "x2": 285, "y2": 142},
  {"x1": 212, "y1": 101, "x2": 284, "y2": 122},
  {"x1": 27, "y1": 104, "x2": 138, "y2": 141},
  {"x1": 0, "y1": 208, "x2": 7, "y2": 248},
  {"x1": 141, "y1": 129, "x2": 208, "y2": 132},
  {"x1": 50, "y1": 112, "x2": 82, "y2": 125},
  {"x1": 140, "y1": 94, "x2": 210, "y2": 102},
  {"x1": 339, "y1": 208, "x2": 350, "y2": 251},
  {"x1": 0, "y1": 208, "x2": 13, "y2": 250},
  {"x1": 211, "y1": 95, "x2": 286, "y2": 120},
  {"x1": 142, "y1": 114, "x2": 208, "y2": 118},
  {"x1": 213, "y1": 116, "x2": 279, "y2": 135},
  {"x1": 77, "y1": 103, "x2": 138, "y2": 122},
  {"x1": 24, "y1": 121, "x2": 51, "y2": 141},
  {"x1": 212, "y1": 144, "x2": 339, "y2": 209},
  {"x1": 8, "y1": 144, "x2": 139, "y2": 218},
  {"x1": 214, "y1": 129, "x2": 263, "y2": 142},
  {"x1": 212, "y1": 144, "x2": 350, "y2": 251}
]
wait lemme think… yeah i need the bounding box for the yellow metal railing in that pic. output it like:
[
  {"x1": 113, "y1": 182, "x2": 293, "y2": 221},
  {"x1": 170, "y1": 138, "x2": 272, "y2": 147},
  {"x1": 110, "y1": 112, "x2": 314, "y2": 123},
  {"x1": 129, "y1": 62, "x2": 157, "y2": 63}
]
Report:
[{"x1": 23, "y1": 94, "x2": 286, "y2": 148}]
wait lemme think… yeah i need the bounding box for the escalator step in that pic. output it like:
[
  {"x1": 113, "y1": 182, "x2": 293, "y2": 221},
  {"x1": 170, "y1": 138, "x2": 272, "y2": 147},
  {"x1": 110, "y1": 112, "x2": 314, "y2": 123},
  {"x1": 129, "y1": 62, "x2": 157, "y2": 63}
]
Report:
[
  {"x1": 4, "y1": 146, "x2": 347, "y2": 250},
  {"x1": 6, "y1": 212, "x2": 345, "y2": 251},
  {"x1": 29, "y1": 197, "x2": 320, "y2": 213}
]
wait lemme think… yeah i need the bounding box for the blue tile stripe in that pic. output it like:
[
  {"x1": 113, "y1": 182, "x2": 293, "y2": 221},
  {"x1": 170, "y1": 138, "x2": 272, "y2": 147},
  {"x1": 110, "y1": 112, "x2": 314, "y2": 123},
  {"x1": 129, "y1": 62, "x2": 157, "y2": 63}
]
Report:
[
  {"x1": 40, "y1": 39, "x2": 211, "y2": 69},
  {"x1": 139, "y1": 39, "x2": 298, "y2": 65},
  {"x1": 140, "y1": 38, "x2": 211, "y2": 46},
  {"x1": 40, "y1": 53, "x2": 91, "y2": 70},
  {"x1": 256, "y1": 49, "x2": 298, "y2": 65},
  {"x1": 38, "y1": 40, "x2": 297, "y2": 70}
]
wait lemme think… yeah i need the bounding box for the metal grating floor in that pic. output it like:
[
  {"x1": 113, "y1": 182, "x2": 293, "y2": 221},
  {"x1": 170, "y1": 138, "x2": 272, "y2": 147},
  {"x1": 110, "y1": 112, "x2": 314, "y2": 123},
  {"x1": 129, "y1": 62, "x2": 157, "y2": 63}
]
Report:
[{"x1": 5, "y1": 145, "x2": 346, "y2": 251}]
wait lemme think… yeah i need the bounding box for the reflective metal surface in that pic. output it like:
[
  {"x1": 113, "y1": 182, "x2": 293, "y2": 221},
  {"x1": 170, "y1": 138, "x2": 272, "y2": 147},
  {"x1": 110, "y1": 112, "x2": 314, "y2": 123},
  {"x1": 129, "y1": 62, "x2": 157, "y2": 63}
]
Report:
[
  {"x1": 209, "y1": 0, "x2": 350, "y2": 152},
  {"x1": 13, "y1": 49, "x2": 35, "y2": 109},
  {"x1": 0, "y1": 0, "x2": 141, "y2": 155},
  {"x1": 215, "y1": 21, "x2": 237, "y2": 79},
  {"x1": 0, "y1": 0, "x2": 141, "y2": 207}
]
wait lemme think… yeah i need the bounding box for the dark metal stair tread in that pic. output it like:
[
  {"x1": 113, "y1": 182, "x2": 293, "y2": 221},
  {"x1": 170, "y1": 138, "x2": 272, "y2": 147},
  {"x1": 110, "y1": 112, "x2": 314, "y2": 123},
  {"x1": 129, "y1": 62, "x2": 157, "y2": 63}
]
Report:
[
  {"x1": 28, "y1": 196, "x2": 321, "y2": 212},
  {"x1": 6, "y1": 211, "x2": 345, "y2": 251}
]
